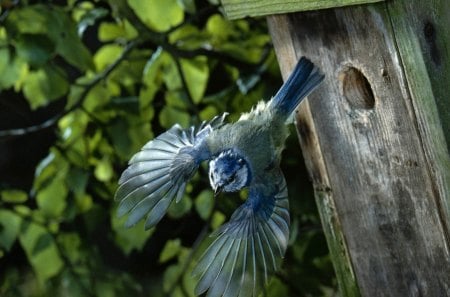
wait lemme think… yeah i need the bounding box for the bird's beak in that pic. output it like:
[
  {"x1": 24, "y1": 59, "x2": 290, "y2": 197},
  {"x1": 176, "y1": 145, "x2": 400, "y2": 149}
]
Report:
[{"x1": 214, "y1": 185, "x2": 223, "y2": 197}]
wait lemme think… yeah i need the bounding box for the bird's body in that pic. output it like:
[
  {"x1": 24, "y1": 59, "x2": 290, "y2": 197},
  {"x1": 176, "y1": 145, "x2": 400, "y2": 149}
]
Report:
[
  {"x1": 207, "y1": 101, "x2": 287, "y2": 185},
  {"x1": 115, "y1": 57, "x2": 324, "y2": 297}
]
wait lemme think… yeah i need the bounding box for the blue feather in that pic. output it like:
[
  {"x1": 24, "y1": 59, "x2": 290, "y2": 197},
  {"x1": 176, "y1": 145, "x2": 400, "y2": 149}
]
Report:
[{"x1": 270, "y1": 57, "x2": 324, "y2": 119}]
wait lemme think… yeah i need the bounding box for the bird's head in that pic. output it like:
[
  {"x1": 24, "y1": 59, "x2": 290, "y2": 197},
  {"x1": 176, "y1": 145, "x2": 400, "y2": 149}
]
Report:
[{"x1": 208, "y1": 150, "x2": 251, "y2": 195}]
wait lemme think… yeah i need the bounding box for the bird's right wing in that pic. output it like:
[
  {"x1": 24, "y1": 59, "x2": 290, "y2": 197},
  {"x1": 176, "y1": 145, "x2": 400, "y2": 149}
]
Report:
[
  {"x1": 115, "y1": 114, "x2": 226, "y2": 230},
  {"x1": 193, "y1": 171, "x2": 290, "y2": 297}
]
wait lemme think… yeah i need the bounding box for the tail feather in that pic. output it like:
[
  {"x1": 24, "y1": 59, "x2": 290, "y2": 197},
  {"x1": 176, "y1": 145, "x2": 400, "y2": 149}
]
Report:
[{"x1": 269, "y1": 57, "x2": 324, "y2": 120}]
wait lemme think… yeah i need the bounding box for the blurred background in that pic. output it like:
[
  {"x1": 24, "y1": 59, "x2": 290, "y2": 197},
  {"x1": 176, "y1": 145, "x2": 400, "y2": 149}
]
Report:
[{"x1": 0, "y1": 0, "x2": 336, "y2": 296}]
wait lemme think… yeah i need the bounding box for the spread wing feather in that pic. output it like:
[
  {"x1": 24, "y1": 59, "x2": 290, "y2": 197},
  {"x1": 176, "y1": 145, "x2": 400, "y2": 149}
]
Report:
[
  {"x1": 115, "y1": 114, "x2": 226, "y2": 229},
  {"x1": 193, "y1": 172, "x2": 290, "y2": 297}
]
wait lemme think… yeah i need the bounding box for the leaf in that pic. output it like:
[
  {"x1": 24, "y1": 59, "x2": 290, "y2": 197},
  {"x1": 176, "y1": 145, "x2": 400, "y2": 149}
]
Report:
[
  {"x1": 159, "y1": 105, "x2": 190, "y2": 129},
  {"x1": 98, "y1": 20, "x2": 138, "y2": 42},
  {"x1": 5, "y1": 4, "x2": 94, "y2": 70},
  {"x1": 199, "y1": 106, "x2": 218, "y2": 121},
  {"x1": 162, "y1": 55, "x2": 182, "y2": 91},
  {"x1": 75, "y1": 193, "x2": 93, "y2": 213},
  {"x1": 111, "y1": 208, "x2": 154, "y2": 255},
  {"x1": 57, "y1": 233, "x2": 82, "y2": 263},
  {"x1": 126, "y1": 119, "x2": 154, "y2": 155},
  {"x1": 18, "y1": 222, "x2": 64, "y2": 282},
  {"x1": 163, "y1": 264, "x2": 181, "y2": 292},
  {"x1": 11, "y1": 58, "x2": 29, "y2": 91},
  {"x1": 36, "y1": 177, "x2": 68, "y2": 218},
  {"x1": 77, "y1": 7, "x2": 108, "y2": 36},
  {"x1": 177, "y1": 0, "x2": 196, "y2": 14},
  {"x1": 32, "y1": 233, "x2": 53, "y2": 256},
  {"x1": 140, "y1": 47, "x2": 166, "y2": 107},
  {"x1": 194, "y1": 190, "x2": 213, "y2": 220},
  {"x1": 127, "y1": 0, "x2": 184, "y2": 32},
  {"x1": 66, "y1": 167, "x2": 89, "y2": 196},
  {"x1": 94, "y1": 157, "x2": 113, "y2": 182},
  {"x1": 206, "y1": 14, "x2": 235, "y2": 42},
  {"x1": 165, "y1": 90, "x2": 190, "y2": 109},
  {"x1": 22, "y1": 65, "x2": 69, "y2": 109},
  {"x1": 1, "y1": 189, "x2": 28, "y2": 203},
  {"x1": 211, "y1": 211, "x2": 225, "y2": 230},
  {"x1": 180, "y1": 57, "x2": 209, "y2": 103},
  {"x1": 82, "y1": 82, "x2": 118, "y2": 112},
  {"x1": 167, "y1": 196, "x2": 192, "y2": 219},
  {"x1": 0, "y1": 210, "x2": 22, "y2": 251},
  {"x1": 266, "y1": 277, "x2": 289, "y2": 297},
  {"x1": 93, "y1": 44, "x2": 122, "y2": 71},
  {"x1": 159, "y1": 239, "x2": 182, "y2": 263},
  {"x1": 14, "y1": 33, "x2": 55, "y2": 67}
]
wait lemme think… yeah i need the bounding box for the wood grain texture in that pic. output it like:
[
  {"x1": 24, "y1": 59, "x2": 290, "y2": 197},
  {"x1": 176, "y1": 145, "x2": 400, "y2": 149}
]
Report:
[
  {"x1": 385, "y1": 0, "x2": 450, "y2": 242},
  {"x1": 221, "y1": 0, "x2": 385, "y2": 20},
  {"x1": 268, "y1": 2, "x2": 450, "y2": 296}
]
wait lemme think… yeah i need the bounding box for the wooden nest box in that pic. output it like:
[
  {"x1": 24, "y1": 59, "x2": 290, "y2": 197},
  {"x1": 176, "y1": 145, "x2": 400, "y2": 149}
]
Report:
[{"x1": 222, "y1": 0, "x2": 450, "y2": 296}]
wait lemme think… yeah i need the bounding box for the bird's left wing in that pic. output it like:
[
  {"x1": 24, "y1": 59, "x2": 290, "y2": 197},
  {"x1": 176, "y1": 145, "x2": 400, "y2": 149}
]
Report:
[
  {"x1": 193, "y1": 171, "x2": 290, "y2": 297},
  {"x1": 115, "y1": 114, "x2": 226, "y2": 230}
]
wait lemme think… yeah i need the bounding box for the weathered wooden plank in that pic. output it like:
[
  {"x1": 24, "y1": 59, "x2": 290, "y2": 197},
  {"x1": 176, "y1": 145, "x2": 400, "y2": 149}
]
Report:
[
  {"x1": 222, "y1": 0, "x2": 385, "y2": 20},
  {"x1": 385, "y1": 0, "x2": 450, "y2": 240},
  {"x1": 269, "y1": 16, "x2": 361, "y2": 297},
  {"x1": 268, "y1": 2, "x2": 450, "y2": 296}
]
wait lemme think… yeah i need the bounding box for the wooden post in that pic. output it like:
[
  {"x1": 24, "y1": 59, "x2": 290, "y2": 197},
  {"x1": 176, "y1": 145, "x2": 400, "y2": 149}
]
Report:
[{"x1": 222, "y1": 1, "x2": 450, "y2": 296}]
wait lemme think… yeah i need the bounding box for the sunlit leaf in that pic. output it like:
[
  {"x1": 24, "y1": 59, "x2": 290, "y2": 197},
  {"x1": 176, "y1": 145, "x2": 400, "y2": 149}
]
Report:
[
  {"x1": 199, "y1": 105, "x2": 218, "y2": 121},
  {"x1": 211, "y1": 211, "x2": 225, "y2": 230},
  {"x1": 5, "y1": 4, "x2": 94, "y2": 70},
  {"x1": 206, "y1": 14, "x2": 235, "y2": 42},
  {"x1": 1, "y1": 189, "x2": 28, "y2": 203},
  {"x1": 162, "y1": 55, "x2": 182, "y2": 91},
  {"x1": 94, "y1": 157, "x2": 113, "y2": 182},
  {"x1": 0, "y1": 210, "x2": 22, "y2": 251},
  {"x1": 75, "y1": 193, "x2": 94, "y2": 213},
  {"x1": 22, "y1": 65, "x2": 69, "y2": 109},
  {"x1": 140, "y1": 47, "x2": 166, "y2": 107},
  {"x1": 159, "y1": 105, "x2": 190, "y2": 129},
  {"x1": 165, "y1": 90, "x2": 190, "y2": 109},
  {"x1": 127, "y1": 0, "x2": 184, "y2": 32},
  {"x1": 94, "y1": 44, "x2": 122, "y2": 71},
  {"x1": 168, "y1": 25, "x2": 206, "y2": 50},
  {"x1": 36, "y1": 178, "x2": 68, "y2": 218},
  {"x1": 82, "y1": 81, "x2": 118, "y2": 112},
  {"x1": 194, "y1": 190, "x2": 213, "y2": 220},
  {"x1": 98, "y1": 20, "x2": 138, "y2": 41},
  {"x1": 19, "y1": 222, "x2": 64, "y2": 282},
  {"x1": 180, "y1": 57, "x2": 209, "y2": 103},
  {"x1": 159, "y1": 239, "x2": 182, "y2": 263},
  {"x1": 33, "y1": 149, "x2": 70, "y2": 191}
]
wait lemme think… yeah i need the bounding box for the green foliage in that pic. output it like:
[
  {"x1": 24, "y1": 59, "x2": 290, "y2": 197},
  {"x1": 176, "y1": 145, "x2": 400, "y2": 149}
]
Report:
[{"x1": 0, "y1": 1, "x2": 335, "y2": 296}]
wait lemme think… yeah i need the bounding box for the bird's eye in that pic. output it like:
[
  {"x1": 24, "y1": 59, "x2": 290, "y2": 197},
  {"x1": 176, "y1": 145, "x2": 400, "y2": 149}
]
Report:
[{"x1": 227, "y1": 174, "x2": 237, "y2": 183}]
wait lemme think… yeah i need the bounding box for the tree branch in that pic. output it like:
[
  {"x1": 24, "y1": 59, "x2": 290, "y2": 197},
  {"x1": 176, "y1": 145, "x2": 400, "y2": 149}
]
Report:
[{"x1": 0, "y1": 40, "x2": 140, "y2": 138}]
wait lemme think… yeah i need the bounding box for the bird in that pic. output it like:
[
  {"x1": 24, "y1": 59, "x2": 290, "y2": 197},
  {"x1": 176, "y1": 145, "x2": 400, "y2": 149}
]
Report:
[{"x1": 115, "y1": 57, "x2": 324, "y2": 297}]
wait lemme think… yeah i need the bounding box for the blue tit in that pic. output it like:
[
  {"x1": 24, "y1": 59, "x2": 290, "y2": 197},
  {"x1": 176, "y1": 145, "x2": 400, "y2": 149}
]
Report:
[{"x1": 115, "y1": 57, "x2": 324, "y2": 297}]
